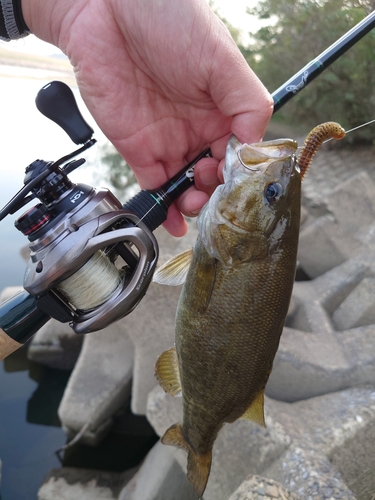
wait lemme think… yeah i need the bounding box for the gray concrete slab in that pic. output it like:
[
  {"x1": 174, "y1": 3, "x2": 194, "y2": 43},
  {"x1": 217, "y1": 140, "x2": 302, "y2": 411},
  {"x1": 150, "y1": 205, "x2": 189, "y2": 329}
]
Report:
[
  {"x1": 58, "y1": 323, "x2": 134, "y2": 445},
  {"x1": 146, "y1": 385, "x2": 375, "y2": 499}
]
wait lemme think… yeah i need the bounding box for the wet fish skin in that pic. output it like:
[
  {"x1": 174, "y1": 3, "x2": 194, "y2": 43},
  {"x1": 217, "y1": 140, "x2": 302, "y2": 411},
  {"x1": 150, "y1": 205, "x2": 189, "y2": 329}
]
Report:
[{"x1": 154, "y1": 134, "x2": 300, "y2": 498}]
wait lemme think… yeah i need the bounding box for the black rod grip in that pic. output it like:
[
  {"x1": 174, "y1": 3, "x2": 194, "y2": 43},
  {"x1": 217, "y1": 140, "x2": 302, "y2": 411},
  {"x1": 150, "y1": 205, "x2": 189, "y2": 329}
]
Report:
[{"x1": 123, "y1": 148, "x2": 211, "y2": 231}]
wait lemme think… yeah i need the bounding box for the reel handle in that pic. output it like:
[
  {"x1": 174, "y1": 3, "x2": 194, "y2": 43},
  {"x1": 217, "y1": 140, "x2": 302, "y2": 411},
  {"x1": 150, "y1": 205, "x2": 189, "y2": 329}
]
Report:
[{"x1": 35, "y1": 81, "x2": 94, "y2": 145}]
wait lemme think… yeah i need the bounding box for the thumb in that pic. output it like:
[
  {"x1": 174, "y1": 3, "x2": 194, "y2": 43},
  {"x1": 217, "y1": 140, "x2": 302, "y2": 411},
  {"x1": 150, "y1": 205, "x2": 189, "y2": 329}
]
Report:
[{"x1": 208, "y1": 29, "x2": 273, "y2": 143}]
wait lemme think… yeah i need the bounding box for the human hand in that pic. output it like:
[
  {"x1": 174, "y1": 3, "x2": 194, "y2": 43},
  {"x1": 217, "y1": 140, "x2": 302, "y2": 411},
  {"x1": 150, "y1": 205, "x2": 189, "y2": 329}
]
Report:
[{"x1": 22, "y1": 0, "x2": 273, "y2": 236}]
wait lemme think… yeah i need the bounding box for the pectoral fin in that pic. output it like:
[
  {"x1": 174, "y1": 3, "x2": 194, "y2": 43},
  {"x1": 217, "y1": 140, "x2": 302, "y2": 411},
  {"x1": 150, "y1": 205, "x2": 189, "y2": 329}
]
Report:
[
  {"x1": 154, "y1": 346, "x2": 182, "y2": 397},
  {"x1": 240, "y1": 389, "x2": 266, "y2": 428},
  {"x1": 153, "y1": 249, "x2": 193, "y2": 286}
]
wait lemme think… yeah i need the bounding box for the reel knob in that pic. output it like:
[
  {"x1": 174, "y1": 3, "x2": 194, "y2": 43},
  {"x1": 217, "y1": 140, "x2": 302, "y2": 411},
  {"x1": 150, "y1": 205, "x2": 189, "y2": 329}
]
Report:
[{"x1": 35, "y1": 81, "x2": 94, "y2": 145}]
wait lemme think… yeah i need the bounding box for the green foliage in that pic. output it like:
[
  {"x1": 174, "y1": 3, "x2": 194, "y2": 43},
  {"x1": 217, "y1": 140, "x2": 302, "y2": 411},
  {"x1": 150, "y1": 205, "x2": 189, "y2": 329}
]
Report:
[
  {"x1": 244, "y1": 0, "x2": 375, "y2": 144},
  {"x1": 99, "y1": 143, "x2": 138, "y2": 200}
]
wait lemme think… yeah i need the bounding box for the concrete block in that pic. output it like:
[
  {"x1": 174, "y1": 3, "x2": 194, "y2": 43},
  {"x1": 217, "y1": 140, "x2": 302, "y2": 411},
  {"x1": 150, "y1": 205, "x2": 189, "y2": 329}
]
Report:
[
  {"x1": 118, "y1": 441, "x2": 197, "y2": 500},
  {"x1": 121, "y1": 281, "x2": 181, "y2": 416},
  {"x1": 28, "y1": 320, "x2": 83, "y2": 370},
  {"x1": 38, "y1": 467, "x2": 136, "y2": 500},
  {"x1": 0, "y1": 286, "x2": 23, "y2": 302},
  {"x1": 147, "y1": 384, "x2": 375, "y2": 499},
  {"x1": 124, "y1": 223, "x2": 198, "y2": 415},
  {"x1": 270, "y1": 386, "x2": 375, "y2": 500},
  {"x1": 228, "y1": 475, "x2": 300, "y2": 500},
  {"x1": 268, "y1": 253, "x2": 375, "y2": 402},
  {"x1": 297, "y1": 216, "x2": 349, "y2": 278},
  {"x1": 266, "y1": 446, "x2": 356, "y2": 500},
  {"x1": 58, "y1": 323, "x2": 134, "y2": 445},
  {"x1": 332, "y1": 277, "x2": 375, "y2": 330},
  {"x1": 146, "y1": 387, "x2": 292, "y2": 500},
  {"x1": 328, "y1": 171, "x2": 375, "y2": 234},
  {"x1": 298, "y1": 172, "x2": 375, "y2": 278}
]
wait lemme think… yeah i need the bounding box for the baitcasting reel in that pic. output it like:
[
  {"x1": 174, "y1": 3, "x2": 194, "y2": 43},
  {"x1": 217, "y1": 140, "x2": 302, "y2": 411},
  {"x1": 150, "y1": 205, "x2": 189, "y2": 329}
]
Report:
[{"x1": 0, "y1": 81, "x2": 208, "y2": 357}]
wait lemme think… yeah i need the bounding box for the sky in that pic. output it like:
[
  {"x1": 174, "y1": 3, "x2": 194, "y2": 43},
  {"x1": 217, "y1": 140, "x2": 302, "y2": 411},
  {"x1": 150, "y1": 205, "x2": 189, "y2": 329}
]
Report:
[{"x1": 0, "y1": 0, "x2": 261, "y2": 57}]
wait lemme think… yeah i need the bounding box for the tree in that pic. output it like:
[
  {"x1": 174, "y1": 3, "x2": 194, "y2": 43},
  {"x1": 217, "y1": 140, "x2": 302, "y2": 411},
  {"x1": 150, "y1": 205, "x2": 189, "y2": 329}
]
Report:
[
  {"x1": 99, "y1": 142, "x2": 138, "y2": 200},
  {"x1": 245, "y1": 0, "x2": 375, "y2": 144}
]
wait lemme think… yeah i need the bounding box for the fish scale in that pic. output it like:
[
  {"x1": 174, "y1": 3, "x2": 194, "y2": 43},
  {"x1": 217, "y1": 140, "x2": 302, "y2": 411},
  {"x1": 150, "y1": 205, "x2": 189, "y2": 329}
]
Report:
[{"x1": 154, "y1": 124, "x2": 345, "y2": 498}]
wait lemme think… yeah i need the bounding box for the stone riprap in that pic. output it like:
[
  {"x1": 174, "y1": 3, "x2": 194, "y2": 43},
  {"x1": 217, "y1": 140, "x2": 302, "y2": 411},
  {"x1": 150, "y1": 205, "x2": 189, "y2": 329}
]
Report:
[
  {"x1": 146, "y1": 385, "x2": 375, "y2": 500},
  {"x1": 1, "y1": 142, "x2": 375, "y2": 498}
]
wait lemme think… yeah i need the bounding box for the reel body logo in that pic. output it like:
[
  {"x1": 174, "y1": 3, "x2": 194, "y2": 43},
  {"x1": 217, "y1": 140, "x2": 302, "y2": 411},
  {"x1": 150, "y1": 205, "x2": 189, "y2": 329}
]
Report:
[{"x1": 70, "y1": 190, "x2": 85, "y2": 204}]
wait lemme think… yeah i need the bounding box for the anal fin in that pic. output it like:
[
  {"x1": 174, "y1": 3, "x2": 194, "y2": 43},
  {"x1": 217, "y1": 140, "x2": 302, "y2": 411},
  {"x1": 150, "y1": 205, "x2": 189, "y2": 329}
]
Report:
[
  {"x1": 162, "y1": 422, "x2": 212, "y2": 499},
  {"x1": 154, "y1": 346, "x2": 181, "y2": 396},
  {"x1": 240, "y1": 389, "x2": 266, "y2": 428}
]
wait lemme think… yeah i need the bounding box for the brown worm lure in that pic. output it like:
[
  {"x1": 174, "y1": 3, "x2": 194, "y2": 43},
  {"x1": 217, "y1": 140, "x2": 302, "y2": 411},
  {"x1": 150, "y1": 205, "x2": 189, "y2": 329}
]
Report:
[{"x1": 298, "y1": 122, "x2": 346, "y2": 180}]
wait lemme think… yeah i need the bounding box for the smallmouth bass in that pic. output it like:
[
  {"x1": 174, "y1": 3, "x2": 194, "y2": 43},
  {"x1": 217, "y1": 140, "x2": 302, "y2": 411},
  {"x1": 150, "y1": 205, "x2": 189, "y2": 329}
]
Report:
[{"x1": 154, "y1": 124, "x2": 345, "y2": 498}]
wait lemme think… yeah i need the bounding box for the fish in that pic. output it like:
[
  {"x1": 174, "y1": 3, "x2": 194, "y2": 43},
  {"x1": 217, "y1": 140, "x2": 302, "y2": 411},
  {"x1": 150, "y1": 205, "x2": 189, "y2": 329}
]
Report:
[{"x1": 153, "y1": 124, "x2": 344, "y2": 498}]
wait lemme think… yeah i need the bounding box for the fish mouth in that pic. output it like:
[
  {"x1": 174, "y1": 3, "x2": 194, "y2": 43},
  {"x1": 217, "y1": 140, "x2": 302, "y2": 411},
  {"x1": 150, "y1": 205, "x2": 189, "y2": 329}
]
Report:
[
  {"x1": 237, "y1": 139, "x2": 298, "y2": 172},
  {"x1": 237, "y1": 151, "x2": 260, "y2": 172}
]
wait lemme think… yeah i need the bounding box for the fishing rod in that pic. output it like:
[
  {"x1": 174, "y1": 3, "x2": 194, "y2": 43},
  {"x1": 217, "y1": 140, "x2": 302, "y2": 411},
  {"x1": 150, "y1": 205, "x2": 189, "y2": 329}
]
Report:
[
  {"x1": 0, "y1": 11, "x2": 374, "y2": 359},
  {"x1": 194, "y1": 9, "x2": 375, "y2": 162},
  {"x1": 272, "y1": 9, "x2": 375, "y2": 112}
]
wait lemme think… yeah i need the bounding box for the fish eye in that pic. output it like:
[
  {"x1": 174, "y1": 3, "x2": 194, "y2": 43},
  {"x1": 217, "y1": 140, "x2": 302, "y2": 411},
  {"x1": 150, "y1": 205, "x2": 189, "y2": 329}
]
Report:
[{"x1": 265, "y1": 182, "x2": 283, "y2": 203}]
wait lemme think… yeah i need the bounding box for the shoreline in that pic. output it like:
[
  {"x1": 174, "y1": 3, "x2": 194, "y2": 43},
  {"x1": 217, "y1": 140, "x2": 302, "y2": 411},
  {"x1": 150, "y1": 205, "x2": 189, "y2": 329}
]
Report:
[{"x1": 0, "y1": 46, "x2": 75, "y2": 84}]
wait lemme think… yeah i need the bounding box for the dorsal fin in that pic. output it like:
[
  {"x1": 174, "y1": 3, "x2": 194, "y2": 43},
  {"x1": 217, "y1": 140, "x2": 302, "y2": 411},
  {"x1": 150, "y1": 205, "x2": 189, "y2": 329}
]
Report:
[{"x1": 240, "y1": 389, "x2": 266, "y2": 427}]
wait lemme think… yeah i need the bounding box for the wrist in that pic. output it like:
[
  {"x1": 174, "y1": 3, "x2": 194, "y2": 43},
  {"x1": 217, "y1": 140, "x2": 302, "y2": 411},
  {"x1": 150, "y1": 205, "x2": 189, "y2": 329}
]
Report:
[
  {"x1": 0, "y1": 0, "x2": 30, "y2": 40},
  {"x1": 20, "y1": 0, "x2": 78, "y2": 48}
]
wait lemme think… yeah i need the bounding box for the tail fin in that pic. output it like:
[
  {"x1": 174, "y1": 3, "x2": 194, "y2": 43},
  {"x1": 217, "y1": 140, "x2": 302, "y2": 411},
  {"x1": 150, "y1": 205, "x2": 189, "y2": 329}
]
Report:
[{"x1": 162, "y1": 423, "x2": 212, "y2": 498}]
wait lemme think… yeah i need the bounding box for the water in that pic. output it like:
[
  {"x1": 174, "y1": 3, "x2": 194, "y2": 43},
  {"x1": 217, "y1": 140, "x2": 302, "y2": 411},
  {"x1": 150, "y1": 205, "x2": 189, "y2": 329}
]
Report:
[
  {"x1": 0, "y1": 351, "x2": 69, "y2": 499},
  {"x1": 0, "y1": 67, "x2": 116, "y2": 498}
]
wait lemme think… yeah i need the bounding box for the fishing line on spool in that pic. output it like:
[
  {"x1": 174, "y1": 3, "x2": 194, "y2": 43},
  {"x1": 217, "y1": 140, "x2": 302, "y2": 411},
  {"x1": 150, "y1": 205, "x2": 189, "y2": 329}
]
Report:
[{"x1": 57, "y1": 249, "x2": 123, "y2": 311}]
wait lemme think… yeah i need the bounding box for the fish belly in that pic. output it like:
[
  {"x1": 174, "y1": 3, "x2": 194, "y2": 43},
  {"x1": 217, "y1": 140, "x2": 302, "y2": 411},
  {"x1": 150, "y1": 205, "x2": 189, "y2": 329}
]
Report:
[{"x1": 176, "y1": 245, "x2": 294, "y2": 453}]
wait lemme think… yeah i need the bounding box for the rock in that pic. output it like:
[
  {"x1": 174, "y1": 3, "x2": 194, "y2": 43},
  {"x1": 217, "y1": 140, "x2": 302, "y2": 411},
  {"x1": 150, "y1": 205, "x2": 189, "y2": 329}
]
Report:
[
  {"x1": 267, "y1": 253, "x2": 375, "y2": 402},
  {"x1": 37, "y1": 467, "x2": 136, "y2": 500},
  {"x1": 267, "y1": 386, "x2": 375, "y2": 499},
  {"x1": 58, "y1": 323, "x2": 134, "y2": 446},
  {"x1": 118, "y1": 441, "x2": 197, "y2": 500},
  {"x1": 124, "y1": 281, "x2": 181, "y2": 415},
  {"x1": 122, "y1": 223, "x2": 198, "y2": 415},
  {"x1": 332, "y1": 277, "x2": 375, "y2": 330},
  {"x1": 147, "y1": 385, "x2": 375, "y2": 499},
  {"x1": 298, "y1": 172, "x2": 375, "y2": 278},
  {"x1": 146, "y1": 386, "x2": 292, "y2": 500},
  {"x1": 228, "y1": 475, "x2": 300, "y2": 500},
  {"x1": 28, "y1": 320, "x2": 83, "y2": 370},
  {"x1": 0, "y1": 286, "x2": 23, "y2": 302}
]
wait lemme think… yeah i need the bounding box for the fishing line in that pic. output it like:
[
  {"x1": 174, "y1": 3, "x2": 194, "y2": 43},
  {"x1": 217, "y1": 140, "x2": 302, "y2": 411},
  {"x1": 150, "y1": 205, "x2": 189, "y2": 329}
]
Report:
[
  {"x1": 57, "y1": 250, "x2": 122, "y2": 311},
  {"x1": 296, "y1": 117, "x2": 375, "y2": 149},
  {"x1": 322, "y1": 118, "x2": 375, "y2": 144},
  {"x1": 137, "y1": 117, "x2": 375, "y2": 222}
]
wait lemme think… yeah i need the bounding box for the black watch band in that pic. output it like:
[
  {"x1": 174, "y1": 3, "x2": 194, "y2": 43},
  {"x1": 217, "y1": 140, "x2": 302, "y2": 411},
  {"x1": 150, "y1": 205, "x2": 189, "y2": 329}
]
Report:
[{"x1": 0, "y1": 0, "x2": 30, "y2": 41}]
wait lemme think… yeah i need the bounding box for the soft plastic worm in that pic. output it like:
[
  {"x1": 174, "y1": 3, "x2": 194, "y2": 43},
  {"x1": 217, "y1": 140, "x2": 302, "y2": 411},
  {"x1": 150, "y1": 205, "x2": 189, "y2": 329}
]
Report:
[{"x1": 298, "y1": 122, "x2": 345, "y2": 180}]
